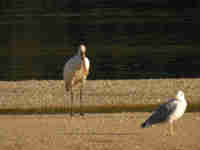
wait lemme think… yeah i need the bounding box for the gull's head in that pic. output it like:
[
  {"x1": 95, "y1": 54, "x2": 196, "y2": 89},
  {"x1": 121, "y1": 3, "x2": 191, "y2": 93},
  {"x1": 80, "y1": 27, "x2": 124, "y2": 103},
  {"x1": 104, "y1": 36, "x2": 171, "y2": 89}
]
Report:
[{"x1": 176, "y1": 90, "x2": 185, "y2": 101}]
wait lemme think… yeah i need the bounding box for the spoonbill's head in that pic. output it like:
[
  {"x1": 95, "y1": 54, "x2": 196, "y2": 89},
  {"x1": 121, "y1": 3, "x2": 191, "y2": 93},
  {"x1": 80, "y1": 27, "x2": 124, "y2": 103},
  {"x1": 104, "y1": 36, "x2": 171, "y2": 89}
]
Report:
[
  {"x1": 80, "y1": 44, "x2": 86, "y2": 53},
  {"x1": 78, "y1": 44, "x2": 87, "y2": 58}
]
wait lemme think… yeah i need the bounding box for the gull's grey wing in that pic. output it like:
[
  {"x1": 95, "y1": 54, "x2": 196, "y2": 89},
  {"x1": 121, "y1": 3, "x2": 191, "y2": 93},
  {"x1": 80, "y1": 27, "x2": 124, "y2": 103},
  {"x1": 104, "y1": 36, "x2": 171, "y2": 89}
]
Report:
[{"x1": 141, "y1": 99, "x2": 178, "y2": 128}]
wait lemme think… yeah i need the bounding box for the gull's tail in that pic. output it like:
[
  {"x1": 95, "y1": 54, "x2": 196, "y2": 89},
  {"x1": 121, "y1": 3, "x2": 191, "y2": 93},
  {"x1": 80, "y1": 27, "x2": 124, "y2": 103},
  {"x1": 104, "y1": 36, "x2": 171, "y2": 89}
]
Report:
[{"x1": 141, "y1": 120, "x2": 152, "y2": 128}]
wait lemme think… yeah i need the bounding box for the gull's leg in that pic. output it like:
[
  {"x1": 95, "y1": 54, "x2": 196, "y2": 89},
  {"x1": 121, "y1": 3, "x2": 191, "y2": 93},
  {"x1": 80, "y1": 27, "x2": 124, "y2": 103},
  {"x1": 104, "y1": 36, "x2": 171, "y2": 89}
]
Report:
[{"x1": 170, "y1": 122, "x2": 174, "y2": 136}]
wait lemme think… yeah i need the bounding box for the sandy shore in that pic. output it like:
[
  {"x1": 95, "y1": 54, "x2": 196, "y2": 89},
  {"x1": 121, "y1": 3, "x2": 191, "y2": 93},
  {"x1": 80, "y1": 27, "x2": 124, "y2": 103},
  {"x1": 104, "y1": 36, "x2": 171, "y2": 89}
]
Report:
[{"x1": 0, "y1": 113, "x2": 199, "y2": 150}]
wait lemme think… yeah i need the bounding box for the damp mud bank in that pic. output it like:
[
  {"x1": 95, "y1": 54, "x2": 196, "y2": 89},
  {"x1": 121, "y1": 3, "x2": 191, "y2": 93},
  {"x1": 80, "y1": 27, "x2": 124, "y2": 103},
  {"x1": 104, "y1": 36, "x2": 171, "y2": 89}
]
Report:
[{"x1": 0, "y1": 79, "x2": 200, "y2": 114}]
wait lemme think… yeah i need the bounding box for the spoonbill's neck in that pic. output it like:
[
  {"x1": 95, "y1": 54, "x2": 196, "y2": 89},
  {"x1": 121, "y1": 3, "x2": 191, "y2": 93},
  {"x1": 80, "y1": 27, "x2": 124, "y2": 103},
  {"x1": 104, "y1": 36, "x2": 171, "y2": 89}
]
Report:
[{"x1": 82, "y1": 57, "x2": 89, "y2": 76}]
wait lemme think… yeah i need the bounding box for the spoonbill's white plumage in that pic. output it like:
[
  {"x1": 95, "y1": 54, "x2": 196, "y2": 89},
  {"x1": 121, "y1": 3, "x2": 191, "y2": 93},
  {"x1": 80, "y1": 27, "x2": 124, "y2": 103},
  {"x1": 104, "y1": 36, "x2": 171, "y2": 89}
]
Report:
[{"x1": 63, "y1": 44, "x2": 90, "y2": 116}]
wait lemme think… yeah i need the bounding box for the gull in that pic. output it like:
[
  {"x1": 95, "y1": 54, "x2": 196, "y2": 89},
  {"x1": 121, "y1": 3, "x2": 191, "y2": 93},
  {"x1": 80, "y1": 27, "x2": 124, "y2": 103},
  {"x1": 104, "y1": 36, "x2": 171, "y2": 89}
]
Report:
[{"x1": 141, "y1": 90, "x2": 187, "y2": 135}]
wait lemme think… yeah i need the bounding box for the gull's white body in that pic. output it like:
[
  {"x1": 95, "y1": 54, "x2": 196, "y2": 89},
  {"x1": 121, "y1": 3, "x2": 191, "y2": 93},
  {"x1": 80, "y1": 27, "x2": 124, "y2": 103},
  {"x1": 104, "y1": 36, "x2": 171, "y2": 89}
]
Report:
[{"x1": 168, "y1": 91, "x2": 187, "y2": 123}]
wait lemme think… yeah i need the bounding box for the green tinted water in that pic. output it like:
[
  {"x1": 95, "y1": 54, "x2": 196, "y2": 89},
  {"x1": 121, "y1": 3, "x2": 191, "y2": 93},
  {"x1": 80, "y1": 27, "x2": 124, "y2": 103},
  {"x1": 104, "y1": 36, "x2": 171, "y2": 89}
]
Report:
[{"x1": 0, "y1": 7, "x2": 200, "y2": 80}]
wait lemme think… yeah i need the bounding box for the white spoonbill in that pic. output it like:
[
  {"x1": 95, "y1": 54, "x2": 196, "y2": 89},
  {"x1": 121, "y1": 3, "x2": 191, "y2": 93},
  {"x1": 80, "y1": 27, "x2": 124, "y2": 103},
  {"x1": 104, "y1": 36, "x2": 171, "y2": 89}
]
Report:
[{"x1": 63, "y1": 44, "x2": 90, "y2": 116}]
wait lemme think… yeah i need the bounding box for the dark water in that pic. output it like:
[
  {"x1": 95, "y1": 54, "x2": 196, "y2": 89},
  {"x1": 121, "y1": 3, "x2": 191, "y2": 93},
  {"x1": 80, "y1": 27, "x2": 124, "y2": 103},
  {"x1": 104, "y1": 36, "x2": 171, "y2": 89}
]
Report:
[{"x1": 0, "y1": 6, "x2": 200, "y2": 80}]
